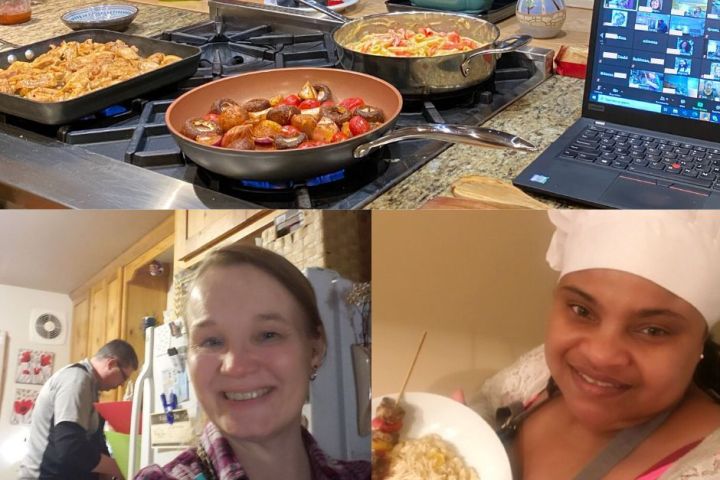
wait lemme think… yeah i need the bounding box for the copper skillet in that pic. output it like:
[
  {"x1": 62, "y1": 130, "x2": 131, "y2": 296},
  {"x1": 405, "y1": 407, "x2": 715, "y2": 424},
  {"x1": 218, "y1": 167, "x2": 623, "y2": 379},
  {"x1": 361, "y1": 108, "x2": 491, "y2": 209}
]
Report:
[
  {"x1": 166, "y1": 67, "x2": 401, "y2": 181},
  {"x1": 165, "y1": 67, "x2": 536, "y2": 181}
]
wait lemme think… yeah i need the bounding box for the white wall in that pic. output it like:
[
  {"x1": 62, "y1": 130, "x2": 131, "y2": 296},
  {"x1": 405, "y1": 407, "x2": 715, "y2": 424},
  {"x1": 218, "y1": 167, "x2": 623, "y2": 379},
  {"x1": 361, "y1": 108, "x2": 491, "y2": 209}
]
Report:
[
  {"x1": 372, "y1": 210, "x2": 557, "y2": 398},
  {"x1": 0, "y1": 284, "x2": 72, "y2": 479}
]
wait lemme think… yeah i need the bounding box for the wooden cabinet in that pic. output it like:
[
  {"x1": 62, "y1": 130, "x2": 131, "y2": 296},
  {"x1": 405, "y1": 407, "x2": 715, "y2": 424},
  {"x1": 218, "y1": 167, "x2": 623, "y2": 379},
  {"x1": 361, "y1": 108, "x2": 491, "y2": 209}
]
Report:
[
  {"x1": 119, "y1": 233, "x2": 173, "y2": 399},
  {"x1": 105, "y1": 272, "x2": 123, "y2": 341},
  {"x1": 87, "y1": 281, "x2": 108, "y2": 361},
  {"x1": 83, "y1": 270, "x2": 124, "y2": 403},
  {"x1": 174, "y1": 210, "x2": 280, "y2": 270},
  {"x1": 87, "y1": 270, "x2": 122, "y2": 357},
  {"x1": 69, "y1": 216, "x2": 174, "y2": 402},
  {"x1": 70, "y1": 297, "x2": 90, "y2": 363}
]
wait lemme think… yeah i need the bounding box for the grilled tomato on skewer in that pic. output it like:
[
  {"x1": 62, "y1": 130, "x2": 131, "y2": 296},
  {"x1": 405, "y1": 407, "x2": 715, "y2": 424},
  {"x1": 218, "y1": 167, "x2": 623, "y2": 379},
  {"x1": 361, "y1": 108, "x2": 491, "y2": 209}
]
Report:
[{"x1": 371, "y1": 397, "x2": 405, "y2": 480}]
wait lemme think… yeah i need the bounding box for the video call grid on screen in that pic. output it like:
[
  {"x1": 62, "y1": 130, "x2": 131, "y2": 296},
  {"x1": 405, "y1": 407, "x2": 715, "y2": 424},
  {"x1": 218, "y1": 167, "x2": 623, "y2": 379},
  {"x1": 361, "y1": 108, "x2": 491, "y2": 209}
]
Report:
[{"x1": 591, "y1": 0, "x2": 720, "y2": 123}]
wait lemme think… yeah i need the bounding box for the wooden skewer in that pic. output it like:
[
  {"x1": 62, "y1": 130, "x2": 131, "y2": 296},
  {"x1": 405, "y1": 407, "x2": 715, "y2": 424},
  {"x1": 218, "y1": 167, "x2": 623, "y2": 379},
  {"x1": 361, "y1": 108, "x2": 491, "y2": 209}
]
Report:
[{"x1": 397, "y1": 331, "x2": 427, "y2": 404}]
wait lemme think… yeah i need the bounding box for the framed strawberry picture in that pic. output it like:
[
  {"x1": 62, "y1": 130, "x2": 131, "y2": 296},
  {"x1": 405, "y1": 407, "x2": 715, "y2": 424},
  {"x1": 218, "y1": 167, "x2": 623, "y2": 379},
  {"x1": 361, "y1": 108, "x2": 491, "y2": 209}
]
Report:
[{"x1": 15, "y1": 349, "x2": 54, "y2": 385}]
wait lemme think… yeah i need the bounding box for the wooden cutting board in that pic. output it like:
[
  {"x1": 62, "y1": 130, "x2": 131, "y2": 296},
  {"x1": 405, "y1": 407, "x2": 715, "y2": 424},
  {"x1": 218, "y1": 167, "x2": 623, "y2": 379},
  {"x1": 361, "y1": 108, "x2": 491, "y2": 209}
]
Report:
[
  {"x1": 421, "y1": 176, "x2": 548, "y2": 209},
  {"x1": 420, "y1": 196, "x2": 501, "y2": 209}
]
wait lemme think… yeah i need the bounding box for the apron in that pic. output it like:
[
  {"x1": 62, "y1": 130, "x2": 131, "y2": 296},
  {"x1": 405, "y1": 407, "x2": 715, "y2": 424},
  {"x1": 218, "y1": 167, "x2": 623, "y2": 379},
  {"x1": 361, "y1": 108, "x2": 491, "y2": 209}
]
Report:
[{"x1": 495, "y1": 380, "x2": 673, "y2": 480}]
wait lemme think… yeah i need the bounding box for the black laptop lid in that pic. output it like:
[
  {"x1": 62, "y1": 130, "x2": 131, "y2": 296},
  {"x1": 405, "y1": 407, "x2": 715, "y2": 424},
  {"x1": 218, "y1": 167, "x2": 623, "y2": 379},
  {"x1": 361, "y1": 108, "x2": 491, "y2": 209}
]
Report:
[{"x1": 582, "y1": 0, "x2": 720, "y2": 142}]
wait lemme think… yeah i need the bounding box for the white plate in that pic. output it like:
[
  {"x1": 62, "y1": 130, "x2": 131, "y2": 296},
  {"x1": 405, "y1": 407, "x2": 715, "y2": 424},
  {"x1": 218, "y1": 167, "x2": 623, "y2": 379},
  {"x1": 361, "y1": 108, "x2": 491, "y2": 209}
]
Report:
[
  {"x1": 372, "y1": 392, "x2": 513, "y2": 480},
  {"x1": 264, "y1": 0, "x2": 359, "y2": 13}
]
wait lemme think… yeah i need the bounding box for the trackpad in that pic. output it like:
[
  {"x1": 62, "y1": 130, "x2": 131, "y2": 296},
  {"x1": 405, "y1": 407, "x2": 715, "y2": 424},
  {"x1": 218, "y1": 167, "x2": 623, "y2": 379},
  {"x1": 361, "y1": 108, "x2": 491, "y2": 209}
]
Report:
[{"x1": 600, "y1": 175, "x2": 706, "y2": 208}]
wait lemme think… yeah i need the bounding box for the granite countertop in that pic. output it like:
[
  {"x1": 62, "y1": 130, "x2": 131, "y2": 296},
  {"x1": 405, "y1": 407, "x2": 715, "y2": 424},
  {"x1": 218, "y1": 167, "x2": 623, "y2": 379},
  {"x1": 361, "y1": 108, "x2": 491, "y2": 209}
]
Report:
[
  {"x1": 0, "y1": 0, "x2": 208, "y2": 48},
  {"x1": 368, "y1": 74, "x2": 585, "y2": 209}
]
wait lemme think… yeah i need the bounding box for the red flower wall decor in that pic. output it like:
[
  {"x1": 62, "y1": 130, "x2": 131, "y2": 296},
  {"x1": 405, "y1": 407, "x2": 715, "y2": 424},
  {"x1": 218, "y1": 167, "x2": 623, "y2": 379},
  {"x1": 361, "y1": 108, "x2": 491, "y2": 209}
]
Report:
[
  {"x1": 10, "y1": 389, "x2": 39, "y2": 425},
  {"x1": 16, "y1": 349, "x2": 54, "y2": 385}
]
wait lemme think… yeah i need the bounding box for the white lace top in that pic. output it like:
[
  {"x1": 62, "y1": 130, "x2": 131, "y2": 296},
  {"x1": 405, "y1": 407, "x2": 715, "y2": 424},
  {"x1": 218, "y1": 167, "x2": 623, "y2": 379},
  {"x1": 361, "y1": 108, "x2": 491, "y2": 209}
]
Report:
[{"x1": 469, "y1": 345, "x2": 720, "y2": 479}]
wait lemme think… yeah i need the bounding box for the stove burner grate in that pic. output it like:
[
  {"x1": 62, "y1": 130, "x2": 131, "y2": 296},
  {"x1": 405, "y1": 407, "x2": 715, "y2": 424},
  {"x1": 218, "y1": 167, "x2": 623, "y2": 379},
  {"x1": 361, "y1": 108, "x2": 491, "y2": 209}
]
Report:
[{"x1": 160, "y1": 20, "x2": 338, "y2": 76}]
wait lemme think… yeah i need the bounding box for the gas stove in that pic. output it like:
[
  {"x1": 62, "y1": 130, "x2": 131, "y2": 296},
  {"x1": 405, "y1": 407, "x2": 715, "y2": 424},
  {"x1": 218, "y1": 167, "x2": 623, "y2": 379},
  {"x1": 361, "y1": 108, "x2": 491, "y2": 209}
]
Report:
[{"x1": 0, "y1": 1, "x2": 553, "y2": 209}]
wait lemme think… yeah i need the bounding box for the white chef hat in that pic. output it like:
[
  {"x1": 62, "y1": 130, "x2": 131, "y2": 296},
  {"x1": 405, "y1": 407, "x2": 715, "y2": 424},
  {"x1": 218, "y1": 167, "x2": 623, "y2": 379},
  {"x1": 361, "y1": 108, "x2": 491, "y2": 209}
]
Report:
[{"x1": 546, "y1": 210, "x2": 720, "y2": 328}]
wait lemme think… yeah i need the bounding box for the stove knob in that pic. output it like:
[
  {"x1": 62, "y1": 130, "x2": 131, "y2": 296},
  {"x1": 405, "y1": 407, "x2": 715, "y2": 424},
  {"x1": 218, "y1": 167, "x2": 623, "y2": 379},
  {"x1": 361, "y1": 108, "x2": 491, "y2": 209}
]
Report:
[
  {"x1": 6, "y1": 54, "x2": 16, "y2": 64},
  {"x1": 24, "y1": 49, "x2": 34, "y2": 61}
]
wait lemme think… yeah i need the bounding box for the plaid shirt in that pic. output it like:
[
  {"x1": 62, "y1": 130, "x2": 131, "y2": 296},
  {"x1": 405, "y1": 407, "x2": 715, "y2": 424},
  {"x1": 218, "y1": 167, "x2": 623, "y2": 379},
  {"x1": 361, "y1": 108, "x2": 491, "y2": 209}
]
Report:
[{"x1": 135, "y1": 423, "x2": 370, "y2": 480}]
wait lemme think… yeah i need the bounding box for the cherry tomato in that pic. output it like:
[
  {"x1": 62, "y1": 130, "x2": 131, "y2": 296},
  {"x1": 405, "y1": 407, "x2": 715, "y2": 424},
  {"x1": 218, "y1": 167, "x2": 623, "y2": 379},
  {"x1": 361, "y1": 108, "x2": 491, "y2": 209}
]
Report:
[
  {"x1": 281, "y1": 125, "x2": 302, "y2": 137},
  {"x1": 447, "y1": 31, "x2": 461, "y2": 44},
  {"x1": 348, "y1": 115, "x2": 370, "y2": 136},
  {"x1": 298, "y1": 99, "x2": 321, "y2": 110},
  {"x1": 202, "y1": 113, "x2": 220, "y2": 123},
  {"x1": 282, "y1": 94, "x2": 302, "y2": 107},
  {"x1": 339, "y1": 97, "x2": 365, "y2": 112},
  {"x1": 331, "y1": 131, "x2": 348, "y2": 143},
  {"x1": 371, "y1": 417, "x2": 402, "y2": 433},
  {"x1": 371, "y1": 417, "x2": 384, "y2": 430},
  {"x1": 327, "y1": 0, "x2": 343, "y2": 5}
]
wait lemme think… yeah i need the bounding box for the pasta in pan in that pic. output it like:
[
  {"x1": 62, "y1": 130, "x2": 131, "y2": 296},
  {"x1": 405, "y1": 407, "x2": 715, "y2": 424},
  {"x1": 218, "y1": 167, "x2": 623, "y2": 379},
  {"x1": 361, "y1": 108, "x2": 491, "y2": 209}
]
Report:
[{"x1": 343, "y1": 27, "x2": 481, "y2": 57}]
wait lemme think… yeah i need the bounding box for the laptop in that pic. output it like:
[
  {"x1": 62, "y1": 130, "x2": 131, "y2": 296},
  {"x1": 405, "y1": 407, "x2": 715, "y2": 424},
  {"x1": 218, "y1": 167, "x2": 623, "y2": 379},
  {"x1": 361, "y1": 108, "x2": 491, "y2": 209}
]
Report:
[{"x1": 513, "y1": 0, "x2": 720, "y2": 208}]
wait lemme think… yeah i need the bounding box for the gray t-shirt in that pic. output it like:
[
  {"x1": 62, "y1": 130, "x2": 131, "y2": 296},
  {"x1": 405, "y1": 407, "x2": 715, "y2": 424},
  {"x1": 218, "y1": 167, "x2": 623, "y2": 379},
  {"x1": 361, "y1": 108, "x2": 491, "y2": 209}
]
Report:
[{"x1": 18, "y1": 358, "x2": 100, "y2": 479}]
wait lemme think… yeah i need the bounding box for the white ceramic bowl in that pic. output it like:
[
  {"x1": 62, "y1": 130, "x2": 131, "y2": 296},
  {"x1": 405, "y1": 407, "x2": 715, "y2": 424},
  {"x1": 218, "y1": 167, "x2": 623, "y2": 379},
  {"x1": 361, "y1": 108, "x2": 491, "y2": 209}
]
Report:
[
  {"x1": 372, "y1": 392, "x2": 513, "y2": 480},
  {"x1": 61, "y1": 5, "x2": 138, "y2": 32}
]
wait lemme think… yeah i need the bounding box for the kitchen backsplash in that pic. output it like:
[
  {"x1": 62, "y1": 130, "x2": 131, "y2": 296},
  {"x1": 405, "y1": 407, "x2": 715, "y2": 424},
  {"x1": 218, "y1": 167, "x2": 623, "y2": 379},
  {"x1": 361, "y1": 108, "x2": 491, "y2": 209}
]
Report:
[{"x1": 257, "y1": 211, "x2": 371, "y2": 283}]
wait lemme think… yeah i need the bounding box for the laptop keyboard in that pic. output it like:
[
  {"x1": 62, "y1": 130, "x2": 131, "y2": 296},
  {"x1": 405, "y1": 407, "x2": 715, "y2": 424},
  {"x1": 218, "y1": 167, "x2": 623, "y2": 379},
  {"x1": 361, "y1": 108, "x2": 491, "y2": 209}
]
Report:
[{"x1": 561, "y1": 125, "x2": 720, "y2": 191}]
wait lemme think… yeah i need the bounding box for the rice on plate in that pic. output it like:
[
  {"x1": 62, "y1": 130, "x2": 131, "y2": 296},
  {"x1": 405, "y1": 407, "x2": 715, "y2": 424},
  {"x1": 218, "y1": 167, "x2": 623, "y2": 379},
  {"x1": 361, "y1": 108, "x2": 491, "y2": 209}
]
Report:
[
  {"x1": 387, "y1": 433, "x2": 480, "y2": 480},
  {"x1": 371, "y1": 392, "x2": 512, "y2": 480}
]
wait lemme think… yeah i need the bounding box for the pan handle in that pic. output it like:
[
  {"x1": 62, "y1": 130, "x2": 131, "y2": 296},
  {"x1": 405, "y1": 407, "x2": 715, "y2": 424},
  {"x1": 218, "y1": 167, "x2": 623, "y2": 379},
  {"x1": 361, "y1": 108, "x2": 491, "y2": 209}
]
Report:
[
  {"x1": 460, "y1": 35, "x2": 533, "y2": 77},
  {"x1": 296, "y1": 0, "x2": 351, "y2": 23},
  {"x1": 353, "y1": 124, "x2": 537, "y2": 159}
]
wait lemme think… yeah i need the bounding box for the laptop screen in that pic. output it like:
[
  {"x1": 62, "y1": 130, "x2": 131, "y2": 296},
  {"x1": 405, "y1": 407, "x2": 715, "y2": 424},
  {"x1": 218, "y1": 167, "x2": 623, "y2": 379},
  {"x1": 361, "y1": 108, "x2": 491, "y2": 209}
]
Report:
[{"x1": 585, "y1": 0, "x2": 720, "y2": 139}]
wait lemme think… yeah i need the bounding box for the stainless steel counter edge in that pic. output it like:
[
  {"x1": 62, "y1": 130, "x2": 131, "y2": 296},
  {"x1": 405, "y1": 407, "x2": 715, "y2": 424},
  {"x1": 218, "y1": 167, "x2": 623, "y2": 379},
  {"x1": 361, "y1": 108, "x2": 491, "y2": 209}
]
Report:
[{"x1": 0, "y1": 126, "x2": 257, "y2": 209}]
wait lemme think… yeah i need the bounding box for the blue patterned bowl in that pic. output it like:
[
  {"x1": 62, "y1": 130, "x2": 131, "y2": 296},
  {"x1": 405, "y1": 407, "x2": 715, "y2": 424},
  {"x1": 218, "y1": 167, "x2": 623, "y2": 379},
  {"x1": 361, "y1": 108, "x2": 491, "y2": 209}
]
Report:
[{"x1": 61, "y1": 5, "x2": 138, "y2": 32}]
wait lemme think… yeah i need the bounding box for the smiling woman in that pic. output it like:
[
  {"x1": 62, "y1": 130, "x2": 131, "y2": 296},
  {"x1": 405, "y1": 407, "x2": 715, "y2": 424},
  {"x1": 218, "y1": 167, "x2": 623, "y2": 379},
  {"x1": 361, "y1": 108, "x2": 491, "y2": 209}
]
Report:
[
  {"x1": 482, "y1": 211, "x2": 720, "y2": 480},
  {"x1": 134, "y1": 245, "x2": 370, "y2": 480},
  {"x1": 372, "y1": 210, "x2": 720, "y2": 480}
]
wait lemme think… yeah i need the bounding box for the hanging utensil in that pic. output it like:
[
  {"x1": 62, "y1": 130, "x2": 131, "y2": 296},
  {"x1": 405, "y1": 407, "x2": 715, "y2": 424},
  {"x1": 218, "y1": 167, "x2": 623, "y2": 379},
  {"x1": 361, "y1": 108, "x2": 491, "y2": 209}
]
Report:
[{"x1": 296, "y1": 0, "x2": 352, "y2": 23}]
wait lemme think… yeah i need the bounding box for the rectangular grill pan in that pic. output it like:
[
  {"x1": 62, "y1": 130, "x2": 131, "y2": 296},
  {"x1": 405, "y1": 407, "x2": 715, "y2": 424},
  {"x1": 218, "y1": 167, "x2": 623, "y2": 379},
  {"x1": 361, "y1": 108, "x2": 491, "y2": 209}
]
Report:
[{"x1": 0, "y1": 29, "x2": 200, "y2": 125}]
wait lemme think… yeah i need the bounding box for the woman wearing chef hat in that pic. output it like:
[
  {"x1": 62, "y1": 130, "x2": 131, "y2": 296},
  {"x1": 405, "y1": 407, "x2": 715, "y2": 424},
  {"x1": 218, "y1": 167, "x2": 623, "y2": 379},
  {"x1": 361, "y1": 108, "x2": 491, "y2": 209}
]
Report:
[{"x1": 468, "y1": 210, "x2": 720, "y2": 480}]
